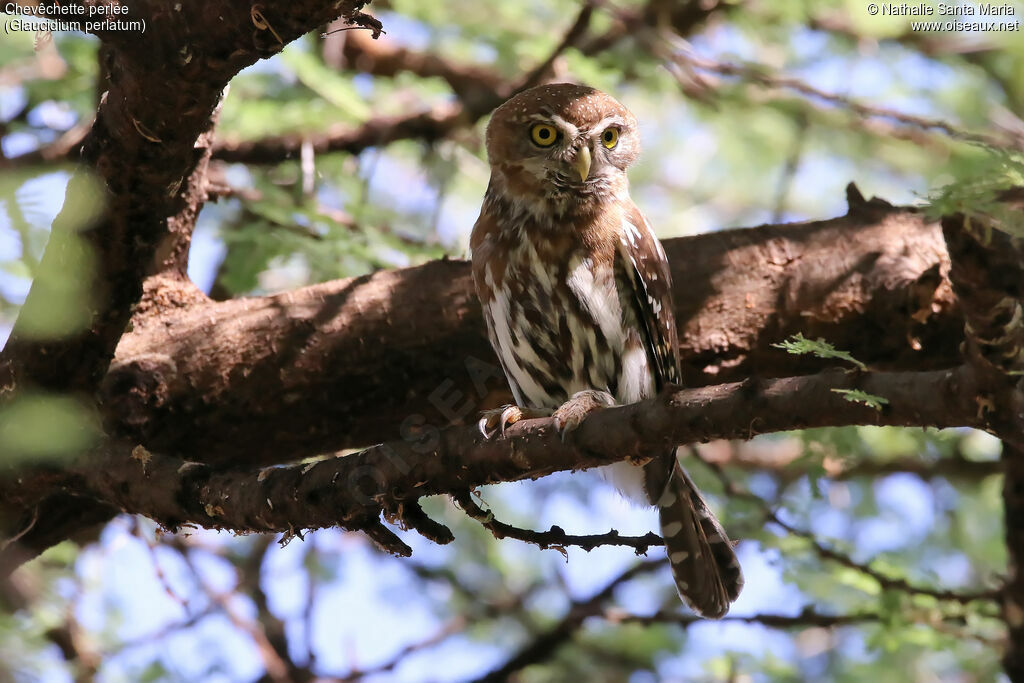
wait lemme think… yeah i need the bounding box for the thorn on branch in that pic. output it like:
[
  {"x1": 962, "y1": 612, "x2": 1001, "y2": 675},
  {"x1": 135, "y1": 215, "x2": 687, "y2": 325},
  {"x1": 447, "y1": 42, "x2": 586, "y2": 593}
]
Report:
[{"x1": 845, "y1": 181, "x2": 897, "y2": 216}]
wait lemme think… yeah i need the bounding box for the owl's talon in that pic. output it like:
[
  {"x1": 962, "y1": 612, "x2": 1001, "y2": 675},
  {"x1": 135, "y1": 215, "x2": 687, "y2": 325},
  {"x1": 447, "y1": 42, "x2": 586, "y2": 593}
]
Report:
[
  {"x1": 476, "y1": 405, "x2": 527, "y2": 439},
  {"x1": 479, "y1": 405, "x2": 554, "y2": 438},
  {"x1": 552, "y1": 390, "x2": 617, "y2": 440}
]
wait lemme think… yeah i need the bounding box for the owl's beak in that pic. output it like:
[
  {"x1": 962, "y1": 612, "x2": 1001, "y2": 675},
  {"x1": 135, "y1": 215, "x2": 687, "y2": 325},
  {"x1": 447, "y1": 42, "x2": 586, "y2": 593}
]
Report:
[{"x1": 573, "y1": 146, "x2": 592, "y2": 182}]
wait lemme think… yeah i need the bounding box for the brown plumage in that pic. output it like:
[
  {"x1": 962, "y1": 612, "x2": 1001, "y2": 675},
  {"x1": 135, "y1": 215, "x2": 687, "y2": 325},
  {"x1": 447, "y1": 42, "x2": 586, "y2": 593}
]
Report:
[{"x1": 470, "y1": 83, "x2": 743, "y2": 617}]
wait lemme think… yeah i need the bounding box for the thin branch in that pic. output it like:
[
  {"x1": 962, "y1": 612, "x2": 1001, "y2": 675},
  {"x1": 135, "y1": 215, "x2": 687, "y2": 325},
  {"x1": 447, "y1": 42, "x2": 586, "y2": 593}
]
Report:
[
  {"x1": 616, "y1": 606, "x2": 884, "y2": 628},
  {"x1": 656, "y1": 42, "x2": 1023, "y2": 152},
  {"x1": 771, "y1": 111, "x2": 807, "y2": 223},
  {"x1": 212, "y1": 102, "x2": 467, "y2": 165},
  {"x1": 472, "y1": 560, "x2": 666, "y2": 683},
  {"x1": 515, "y1": 1, "x2": 595, "y2": 92},
  {"x1": 339, "y1": 618, "x2": 466, "y2": 682},
  {"x1": 217, "y1": 0, "x2": 720, "y2": 167},
  {"x1": 615, "y1": 605, "x2": 995, "y2": 636},
  {"x1": 696, "y1": 437, "x2": 1002, "y2": 483},
  {"x1": 696, "y1": 436, "x2": 999, "y2": 483},
  {"x1": 696, "y1": 453, "x2": 1003, "y2": 606},
  {"x1": 335, "y1": 27, "x2": 507, "y2": 105},
  {"x1": 455, "y1": 490, "x2": 664, "y2": 554},
  {"x1": 768, "y1": 509, "x2": 1001, "y2": 605}
]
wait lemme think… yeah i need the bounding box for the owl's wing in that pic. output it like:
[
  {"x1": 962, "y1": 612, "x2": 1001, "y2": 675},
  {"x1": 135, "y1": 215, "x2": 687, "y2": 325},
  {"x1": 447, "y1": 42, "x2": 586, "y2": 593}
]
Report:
[
  {"x1": 618, "y1": 204, "x2": 743, "y2": 618},
  {"x1": 616, "y1": 202, "x2": 680, "y2": 499},
  {"x1": 617, "y1": 204, "x2": 681, "y2": 389}
]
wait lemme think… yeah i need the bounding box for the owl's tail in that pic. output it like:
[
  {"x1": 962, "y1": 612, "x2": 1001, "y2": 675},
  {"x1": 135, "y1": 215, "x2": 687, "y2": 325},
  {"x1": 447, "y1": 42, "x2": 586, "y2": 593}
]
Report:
[{"x1": 657, "y1": 463, "x2": 744, "y2": 618}]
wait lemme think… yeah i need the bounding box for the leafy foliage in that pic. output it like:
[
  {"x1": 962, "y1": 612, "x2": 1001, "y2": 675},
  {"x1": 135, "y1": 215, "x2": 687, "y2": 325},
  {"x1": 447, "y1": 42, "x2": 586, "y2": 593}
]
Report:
[{"x1": 926, "y1": 145, "x2": 1024, "y2": 238}]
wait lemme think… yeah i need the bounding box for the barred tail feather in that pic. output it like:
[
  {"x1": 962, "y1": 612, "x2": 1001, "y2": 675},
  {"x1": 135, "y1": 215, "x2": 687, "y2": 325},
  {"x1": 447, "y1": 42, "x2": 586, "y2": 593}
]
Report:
[{"x1": 658, "y1": 464, "x2": 743, "y2": 618}]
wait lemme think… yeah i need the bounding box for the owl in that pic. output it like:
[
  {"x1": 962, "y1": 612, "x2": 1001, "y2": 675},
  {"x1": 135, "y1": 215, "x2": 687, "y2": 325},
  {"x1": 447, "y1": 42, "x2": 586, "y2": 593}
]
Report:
[{"x1": 469, "y1": 83, "x2": 743, "y2": 618}]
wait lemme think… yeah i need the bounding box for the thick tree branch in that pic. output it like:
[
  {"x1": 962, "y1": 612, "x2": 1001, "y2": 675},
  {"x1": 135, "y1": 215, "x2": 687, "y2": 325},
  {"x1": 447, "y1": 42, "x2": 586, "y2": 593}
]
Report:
[
  {"x1": 103, "y1": 196, "x2": 959, "y2": 466},
  {"x1": 2, "y1": 365, "x2": 989, "y2": 567},
  {"x1": 0, "y1": 0, "x2": 376, "y2": 578},
  {"x1": 1, "y1": 0, "x2": 372, "y2": 394}
]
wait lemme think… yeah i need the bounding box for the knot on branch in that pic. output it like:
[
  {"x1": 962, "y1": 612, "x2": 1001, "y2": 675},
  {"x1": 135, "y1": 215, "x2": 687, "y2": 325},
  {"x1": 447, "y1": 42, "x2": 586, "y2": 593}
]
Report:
[{"x1": 845, "y1": 182, "x2": 897, "y2": 217}]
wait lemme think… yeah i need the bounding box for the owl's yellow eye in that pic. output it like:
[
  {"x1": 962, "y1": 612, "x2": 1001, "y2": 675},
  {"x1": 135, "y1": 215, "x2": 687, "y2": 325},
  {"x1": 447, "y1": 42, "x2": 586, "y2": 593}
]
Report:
[
  {"x1": 530, "y1": 124, "x2": 558, "y2": 147},
  {"x1": 601, "y1": 127, "x2": 619, "y2": 149}
]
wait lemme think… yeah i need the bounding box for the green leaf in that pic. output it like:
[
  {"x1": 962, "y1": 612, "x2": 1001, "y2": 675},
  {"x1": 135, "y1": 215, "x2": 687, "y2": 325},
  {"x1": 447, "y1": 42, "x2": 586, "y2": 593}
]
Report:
[
  {"x1": 925, "y1": 145, "x2": 1024, "y2": 238},
  {"x1": 831, "y1": 388, "x2": 889, "y2": 411},
  {"x1": 772, "y1": 332, "x2": 867, "y2": 370}
]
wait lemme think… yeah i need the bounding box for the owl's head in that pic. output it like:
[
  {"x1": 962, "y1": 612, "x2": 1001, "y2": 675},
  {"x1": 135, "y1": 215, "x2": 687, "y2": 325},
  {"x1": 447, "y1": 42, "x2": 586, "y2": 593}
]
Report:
[{"x1": 485, "y1": 83, "x2": 639, "y2": 212}]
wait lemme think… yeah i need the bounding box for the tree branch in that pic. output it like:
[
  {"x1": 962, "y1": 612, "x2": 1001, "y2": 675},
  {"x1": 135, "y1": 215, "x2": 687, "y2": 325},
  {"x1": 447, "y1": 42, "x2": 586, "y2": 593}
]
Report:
[
  {"x1": 103, "y1": 197, "x2": 959, "y2": 466},
  {"x1": 615, "y1": 606, "x2": 974, "y2": 630},
  {"x1": 696, "y1": 436, "x2": 1002, "y2": 483},
  {"x1": 1, "y1": 364, "x2": 990, "y2": 573},
  {"x1": 0, "y1": 0, "x2": 377, "y2": 580},
  {"x1": 217, "y1": 1, "x2": 599, "y2": 167},
  {"x1": 659, "y1": 48, "x2": 1023, "y2": 152},
  {"x1": 212, "y1": 102, "x2": 470, "y2": 165},
  {"x1": 472, "y1": 560, "x2": 666, "y2": 683},
  {"x1": 455, "y1": 491, "x2": 664, "y2": 555}
]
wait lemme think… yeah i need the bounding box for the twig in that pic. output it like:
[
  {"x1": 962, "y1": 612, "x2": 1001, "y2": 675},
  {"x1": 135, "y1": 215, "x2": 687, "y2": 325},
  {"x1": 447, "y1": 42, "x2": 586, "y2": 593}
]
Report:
[
  {"x1": 661, "y1": 46, "x2": 1022, "y2": 152},
  {"x1": 515, "y1": 2, "x2": 595, "y2": 92},
  {"x1": 472, "y1": 560, "x2": 666, "y2": 683},
  {"x1": 615, "y1": 606, "x2": 883, "y2": 628},
  {"x1": 339, "y1": 618, "x2": 466, "y2": 681},
  {"x1": 694, "y1": 452, "x2": 1003, "y2": 606},
  {"x1": 175, "y1": 538, "x2": 308, "y2": 683},
  {"x1": 455, "y1": 489, "x2": 664, "y2": 555}
]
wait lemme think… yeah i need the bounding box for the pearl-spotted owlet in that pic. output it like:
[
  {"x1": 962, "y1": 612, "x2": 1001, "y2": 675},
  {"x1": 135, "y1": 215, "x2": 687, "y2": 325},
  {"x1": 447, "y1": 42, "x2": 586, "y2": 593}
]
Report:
[{"x1": 469, "y1": 83, "x2": 743, "y2": 618}]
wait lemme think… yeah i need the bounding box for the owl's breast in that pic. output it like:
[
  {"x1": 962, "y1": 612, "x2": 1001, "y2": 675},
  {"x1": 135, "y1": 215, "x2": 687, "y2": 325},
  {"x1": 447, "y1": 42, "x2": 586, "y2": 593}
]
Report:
[{"x1": 475, "y1": 233, "x2": 653, "y2": 410}]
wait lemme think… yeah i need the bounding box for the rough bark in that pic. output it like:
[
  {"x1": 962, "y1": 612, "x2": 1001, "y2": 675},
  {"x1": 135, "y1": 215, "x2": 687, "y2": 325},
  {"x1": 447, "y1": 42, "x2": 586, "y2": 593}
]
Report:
[
  {"x1": 940, "y1": 197, "x2": 1024, "y2": 677},
  {"x1": 7, "y1": 365, "x2": 989, "y2": 560},
  {"x1": 0, "y1": 0, "x2": 373, "y2": 570},
  {"x1": 0, "y1": 0, "x2": 370, "y2": 395},
  {"x1": 103, "y1": 190, "x2": 958, "y2": 466}
]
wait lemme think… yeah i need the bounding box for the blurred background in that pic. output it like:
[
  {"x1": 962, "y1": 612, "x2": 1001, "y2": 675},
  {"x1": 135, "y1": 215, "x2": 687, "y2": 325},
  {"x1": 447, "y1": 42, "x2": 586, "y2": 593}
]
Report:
[{"x1": 1, "y1": 0, "x2": 1022, "y2": 680}]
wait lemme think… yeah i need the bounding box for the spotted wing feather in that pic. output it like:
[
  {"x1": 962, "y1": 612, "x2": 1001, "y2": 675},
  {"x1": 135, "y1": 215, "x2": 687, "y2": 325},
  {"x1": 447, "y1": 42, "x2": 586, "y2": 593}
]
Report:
[{"x1": 618, "y1": 204, "x2": 744, "y2": 618}]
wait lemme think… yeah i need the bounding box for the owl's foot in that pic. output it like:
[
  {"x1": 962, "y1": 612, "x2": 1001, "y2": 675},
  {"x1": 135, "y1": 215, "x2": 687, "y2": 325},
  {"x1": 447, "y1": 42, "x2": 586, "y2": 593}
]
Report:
[
  {"x1": 552, "y1": 390, "x2": 617, "y2": 440},
  {"x1": 478, "y1": 404, "x2": 551, "y2": 439}
]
